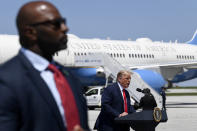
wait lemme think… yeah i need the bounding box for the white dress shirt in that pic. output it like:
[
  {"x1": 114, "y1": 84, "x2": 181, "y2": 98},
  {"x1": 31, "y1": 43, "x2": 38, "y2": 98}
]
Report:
[
  {"x1": 21, "y1": 48, "x2": 66, "y2": 126},
  {"x1": 117, "y1": 82, "x2": 127, "y2": 110},
  {"x1": 117, "y1": 82, "x2": 124, "y2": 98}
]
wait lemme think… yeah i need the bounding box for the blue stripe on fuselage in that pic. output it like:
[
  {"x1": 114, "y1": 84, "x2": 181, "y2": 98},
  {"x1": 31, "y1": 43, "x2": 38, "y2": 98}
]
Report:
[{"x1": 133, "y1": 69, "x2": 166, "y2": 92}]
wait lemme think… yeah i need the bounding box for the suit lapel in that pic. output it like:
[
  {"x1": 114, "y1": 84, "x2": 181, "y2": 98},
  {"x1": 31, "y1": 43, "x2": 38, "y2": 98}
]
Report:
[
  {"x1": 18, "y1": 52, "x2": 65, "y2": 130},
  {"x1": 58, "y1": 65, "x2": 89, "y2": 127},
  {"x1": 59, "y1": 67, "x2": 84, "y2": 113}
]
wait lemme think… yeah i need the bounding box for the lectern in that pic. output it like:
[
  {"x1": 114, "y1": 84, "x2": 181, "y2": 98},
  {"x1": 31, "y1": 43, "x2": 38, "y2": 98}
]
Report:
[{"x1": 115, "y1": 109, "x2": 168, "y2": 131}]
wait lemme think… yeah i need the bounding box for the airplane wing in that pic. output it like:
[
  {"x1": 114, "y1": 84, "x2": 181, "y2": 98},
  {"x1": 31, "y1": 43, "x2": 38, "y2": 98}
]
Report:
[
  {"x1": 129, "y1": 61, "x2": 197, "y2": 82},
  {"x1": 129, "y1": 61, "x2": 197, "y2": 69}
]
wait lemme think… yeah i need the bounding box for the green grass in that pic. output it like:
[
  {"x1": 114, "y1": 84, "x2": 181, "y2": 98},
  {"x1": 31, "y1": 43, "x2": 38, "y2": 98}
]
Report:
[
  {"x1": 166, "y1": 93, "x2": 197, "y2": 96},
  {"x1": 166, "y1": 86, "x2": 197, "y2": 96},
  {"x1": 170, "y1": 86, "x2": 197, "y2": 89}
]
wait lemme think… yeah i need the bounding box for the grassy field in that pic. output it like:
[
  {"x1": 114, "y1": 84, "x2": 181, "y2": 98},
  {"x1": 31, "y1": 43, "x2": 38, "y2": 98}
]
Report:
[
  {"x1": 166, "y1": 86, "x2": 197, "y2": 96},
  {"x1": 166, "y1": 93, "x2": 197, "y2": 96},
  {"x1": 170, "y1": 86, "x2": 197, "y2": 89}
]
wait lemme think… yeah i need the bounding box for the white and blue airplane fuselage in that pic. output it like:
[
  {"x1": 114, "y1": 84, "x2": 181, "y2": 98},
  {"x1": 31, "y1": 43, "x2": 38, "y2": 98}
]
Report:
[{"x1": 1, "y1": 31, "x2": 197, "y2": 92}]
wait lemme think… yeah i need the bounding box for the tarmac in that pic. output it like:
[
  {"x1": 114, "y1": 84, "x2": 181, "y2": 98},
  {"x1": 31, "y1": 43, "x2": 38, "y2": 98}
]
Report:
[{"x1": 88, "y1": 95, "x2": 197, "y2": 131}]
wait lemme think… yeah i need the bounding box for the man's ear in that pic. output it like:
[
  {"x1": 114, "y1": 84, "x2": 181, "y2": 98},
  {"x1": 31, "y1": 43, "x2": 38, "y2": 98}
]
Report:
[{"x1": 24, "y1": 26, "x2": 37, "y2": 41}]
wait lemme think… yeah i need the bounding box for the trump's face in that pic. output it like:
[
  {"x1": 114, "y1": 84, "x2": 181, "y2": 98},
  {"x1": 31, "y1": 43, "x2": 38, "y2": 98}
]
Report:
[{"x1": 118, "y1": 73, "x2": 131, "y2": 89}]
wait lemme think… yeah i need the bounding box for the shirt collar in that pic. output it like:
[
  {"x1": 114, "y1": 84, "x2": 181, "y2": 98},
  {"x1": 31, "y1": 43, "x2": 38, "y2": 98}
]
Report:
[
  {"x1": 117, "y1": 82, "x2": 124, "y2": 91},
  {"x1": 20, "y1": 48, "x2": 49, "y2": 72}
]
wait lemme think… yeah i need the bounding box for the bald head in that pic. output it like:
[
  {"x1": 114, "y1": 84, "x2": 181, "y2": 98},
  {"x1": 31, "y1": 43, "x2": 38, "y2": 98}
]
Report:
[
  {"x1": 16, "y1": 1, "x2": 60, "y2": 30},
  {"x1": 16, "y1": 1, "x2": 68, "y2": 61}
]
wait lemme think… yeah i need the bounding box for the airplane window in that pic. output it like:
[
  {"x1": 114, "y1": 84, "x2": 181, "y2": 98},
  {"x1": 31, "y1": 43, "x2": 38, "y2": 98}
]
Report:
[
  {"x1": 149, "y1": 54, "x2": 151, "y2": 58},
  {"x1": 74, "y1": 52, "x2": 76, "y2": 56},
  {"x1": 182, "y1": 55, "x2": 184, "y2": 59},
  {"x1": 144, "y1": 54, "x2": 146, "y2": 58},
  {"x1": 78, "y1": 53, "x2": 80, "y2": 56},
  {"x1": 123, "y1": 54, "x2": 125, "y2": 57},
  {"x1": 187, "y1": 56, "x2": 189, "y2": 59},
  {"x1": 146, "y1": 54, "x2": 149, "y2": 58},
  {"x1": 111, "y1": 53, "x2": 113, "y2": 57},
  {"x1": 88, "y1": 52, "x2": 93, "y2": 55},
  {"x1": 152, "y1": 55, "x2": 154, "y2": 58},
  {"x1": 177, "y1": 55, "x2": 178, "y2": 59},
  {"x1": 141, "y1": 54, "x2": 143, "y2": 58},
  {"x1": 138, "y1": 54, "x2": 140, "y2": 58},
  {"x1": 129, "y1": 54, "x2": 131, "y2": 58},
  {"x1": 120, "y1": 54, "x2": 122, "y2": 57},
  {"x1": 193, "y1": 56, "x2": 195, "y2": 59},
  {"x1": 132, "y1": 54, "x2": 134, "y2": 58},
  {"x1": 84, "y1": 53, "x2": 86, "y2": 55},
  {"x1": 135, "y1": 54, "x2": 137, "y2": 58},
  {"x1": 117, "y1": 53, "x2": 119, "y2": 57},
  {"x1": 114, "y1": 53, "x2": 116, "y2": 57},
  {"x1": 81, "y1": 53, "x2": 83, "y2": 56}
]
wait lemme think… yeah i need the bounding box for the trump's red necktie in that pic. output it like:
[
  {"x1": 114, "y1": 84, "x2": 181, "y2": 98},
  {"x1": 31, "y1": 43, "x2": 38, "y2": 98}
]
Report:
[
  {"x1": 48, "y1": 64, "x2": 80, "y2": 131},
  {"x1": 123, "y1": 89, "x2": 128, "y2": 113}
]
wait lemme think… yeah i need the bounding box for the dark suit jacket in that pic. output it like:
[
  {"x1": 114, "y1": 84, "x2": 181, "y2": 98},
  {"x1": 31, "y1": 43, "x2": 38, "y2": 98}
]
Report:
[
  {"x1": 0, "y1": 51, "x2": 89, "y2": 131},
  {"x1": 94, "y1": 83, "x2": 135, "y2": 131}
]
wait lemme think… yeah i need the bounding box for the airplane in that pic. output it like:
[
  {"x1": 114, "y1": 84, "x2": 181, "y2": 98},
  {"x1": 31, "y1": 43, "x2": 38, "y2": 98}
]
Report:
[{"x1": 1, "y1": 30, "x2": 197, "y2": 93}]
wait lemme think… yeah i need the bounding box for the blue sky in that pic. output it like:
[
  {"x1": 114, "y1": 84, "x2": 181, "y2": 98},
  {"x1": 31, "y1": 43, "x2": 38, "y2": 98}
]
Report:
[
  {"x1": 1, "y1": 0, "x2": 197, "y2": 86},
  {"x1": 1, "y1": 0, "x2": 197, "y2": 42}
]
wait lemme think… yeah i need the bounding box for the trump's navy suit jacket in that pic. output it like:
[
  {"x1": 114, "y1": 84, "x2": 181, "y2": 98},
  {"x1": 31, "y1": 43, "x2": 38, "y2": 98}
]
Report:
[
  {"x1": 94, "y1": 83, "x2": 135, "y2": 131},
  {"x1": 0, "y1": 51, "x2": 89, "y2": 131}
]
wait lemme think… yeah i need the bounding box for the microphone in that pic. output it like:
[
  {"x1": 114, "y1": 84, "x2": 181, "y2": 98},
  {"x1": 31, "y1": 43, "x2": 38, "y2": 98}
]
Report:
[{"x1": 136, "y1": 88, "x2": 142, "y2": 92}]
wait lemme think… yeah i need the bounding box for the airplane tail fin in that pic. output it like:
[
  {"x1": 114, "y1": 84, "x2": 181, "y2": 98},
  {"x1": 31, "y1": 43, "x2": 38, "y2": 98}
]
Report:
[{"x1": 187, "y1": 29, "x2": 197, "y2": 45}]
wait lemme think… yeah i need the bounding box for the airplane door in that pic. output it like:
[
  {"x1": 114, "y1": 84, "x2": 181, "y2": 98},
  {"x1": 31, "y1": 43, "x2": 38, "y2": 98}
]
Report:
[
  {"x1": 53, "y1": 48, "x2": 75, "y2": 66},
  {"x1": 64, "y1": 49, "x2": 75, "y2": 66}
]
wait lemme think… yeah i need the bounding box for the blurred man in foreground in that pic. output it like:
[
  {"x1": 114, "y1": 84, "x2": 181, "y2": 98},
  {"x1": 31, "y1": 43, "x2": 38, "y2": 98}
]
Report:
[{"x1": 0, "y1": 1, "x2": 89, "y2": 131}]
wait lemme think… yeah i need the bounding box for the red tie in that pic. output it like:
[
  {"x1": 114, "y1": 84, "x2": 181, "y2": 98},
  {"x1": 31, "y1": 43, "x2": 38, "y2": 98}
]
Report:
[
  {"x1": 48, "y1": 64, "x2": 80, "y2": 131},
  {"x1": 123, "y1": 89, "x2": 128, "y2": 113}
]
